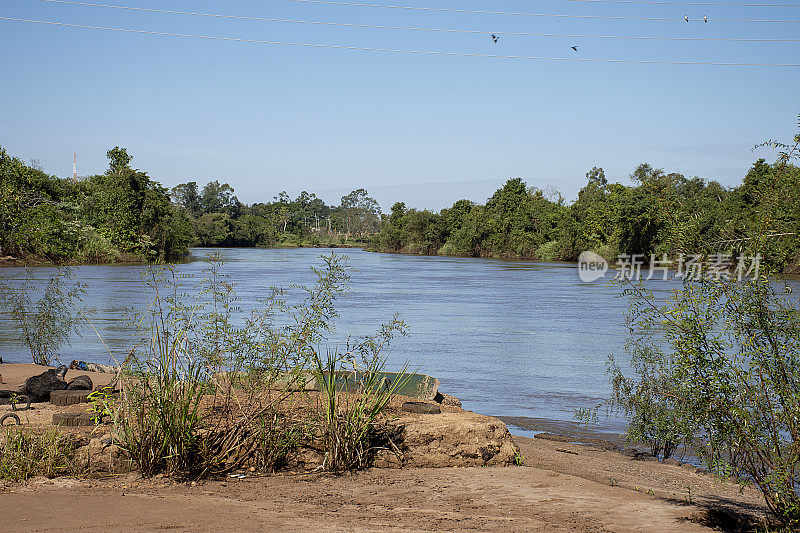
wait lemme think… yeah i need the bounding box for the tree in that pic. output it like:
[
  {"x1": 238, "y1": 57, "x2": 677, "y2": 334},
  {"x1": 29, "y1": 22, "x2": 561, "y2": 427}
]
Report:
[
  {"x1": 599, "y1": 278, "x2": 800, "y2": 526},
  {"x1": 340, "y1": 189, "x2": 381, "y2": 239},
  {"x1": 106, "y1": 146, "x2": 133, "y2": 174},
  {"x1": 171, "y1": 182, "x2": 202, "y2": 216},
  {"x1": 586, "y1": 166, "x2": 607, "y2": 187},
  {"x1": 201, "y1": 180, "x2": 236, "y2": 214}
]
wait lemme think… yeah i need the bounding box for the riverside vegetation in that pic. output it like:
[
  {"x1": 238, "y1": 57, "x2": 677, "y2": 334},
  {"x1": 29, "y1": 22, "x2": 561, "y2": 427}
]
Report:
[
  {"x1": 578, "y1": 124, "x2": 800, "y2": 529},
  {"x1": 373, "y1": 115, "x2": 800, "y2": 274},
  {"x1": 0, "y1": 266, "x2": 88, "y2": 366},
  {"x1": 1, "y1": 253, "x2": 412, "y2": 480},
  {"x1": 2, "y1": 116, "x2": 799, "y2": 272},
  {"x1": 0, "y1": 145, "x2": 381, "y2": 263},
  {"x1": 2, "y1": 118, "x2": 799, "y2": 527}
]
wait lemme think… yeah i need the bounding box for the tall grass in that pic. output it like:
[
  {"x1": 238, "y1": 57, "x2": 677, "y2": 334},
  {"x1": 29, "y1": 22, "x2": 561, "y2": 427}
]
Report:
[
  {"x1": 0, "y1": 428, "x2": 84, "y2": 481},
  {"x1": 114, "y1": 253, "x2": 408, "y2": 479},
  {"x1": 315, "y1": 349, "x2": 410, "y2": 471},
  {"x1": 117, "y1": 350, "x2": 205, "y2": 477}
]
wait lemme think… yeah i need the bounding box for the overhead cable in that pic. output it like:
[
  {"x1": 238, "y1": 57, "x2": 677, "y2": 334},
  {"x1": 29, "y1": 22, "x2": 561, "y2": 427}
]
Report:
[
  {"x1": 560, "y1": 0, "x2": 800, "y2": 6},
  {"x1": 30, "y1": 0, "x2": 800, "y2": 42},
  {"x1": 2, "y1": 16, "x2": 799, "y2": 67},
  {"x1": 286, "y1": 0, "x2": 800, "y2": 23}
]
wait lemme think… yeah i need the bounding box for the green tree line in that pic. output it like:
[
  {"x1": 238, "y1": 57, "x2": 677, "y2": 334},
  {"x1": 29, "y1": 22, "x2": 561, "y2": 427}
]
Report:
[
  {"x1": 3, "y1": 142, "x2": 797, "y2": 271},
  {"x1": 372, "y1": 158, "x2": 800, "y2": 273},
  {"x1": 0, "y1": 146, "x2": 382, "y2": 262},
  {"x1": 171, "y1": 181, "x2": 381, "y2": 248},
  {"x1": 0, "y1": 146, "x2": 193, "y2": 262}
]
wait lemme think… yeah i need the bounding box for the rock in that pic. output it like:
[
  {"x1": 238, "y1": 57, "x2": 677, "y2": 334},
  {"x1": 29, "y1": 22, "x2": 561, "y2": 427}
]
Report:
[
  {"x1": 433, "y1": 392, "x2": 462, "y2": 407},
  {"x1": 67, "y1": 375, "x2": 93, "y2": 391},
  {"x1": 390, "y1": 411, "x2": 520, "y2": 468},
  {"x1": 401, "y1": 401, "x2": 441, "y2": 414},
  {"x1": 292, "y1": 447, "x2": 324, "y2": 470},
  {"x1": 89, "y1": 438, "x2": 103, "y2": 458},
  {"x1": 18, "y1": 365, "x2": 68, "y2": 402}
]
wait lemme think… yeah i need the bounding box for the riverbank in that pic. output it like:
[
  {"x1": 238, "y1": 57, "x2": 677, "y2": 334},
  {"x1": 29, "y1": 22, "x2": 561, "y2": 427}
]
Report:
[
  {"x1": 0, "y1": 253, "x2": 156, "y2": 269},
  {"x1": 0, "y1": 433, "x2": 769, "y2": 532},
  {"x1": 0, "y1": 244, "x2": 368, "y2": 268},
  {"x1": 0, "y1": 363, "x2": 775, "y2": 531}
]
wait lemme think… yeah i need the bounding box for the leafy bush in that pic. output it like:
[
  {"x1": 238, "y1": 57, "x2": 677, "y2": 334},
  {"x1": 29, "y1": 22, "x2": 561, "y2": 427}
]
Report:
[
  {"x1": 592, "y1": 278, "x2": 800, "y2": 526},
  {"x1": 0, "y1": 266, "x2": 87, "y2": 365},
  {"x1": 535, "y1": 240, "x2": 560, "y2": 262}
]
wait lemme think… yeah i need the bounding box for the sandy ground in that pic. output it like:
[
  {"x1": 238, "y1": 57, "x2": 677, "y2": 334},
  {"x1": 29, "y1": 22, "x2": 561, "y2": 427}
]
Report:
[
  {"x1": 0, "y1": 362, "x2": 770, "y2": 531},
  {"x1": 0, "y1": 436, "x2": 768, "y2": 532}
]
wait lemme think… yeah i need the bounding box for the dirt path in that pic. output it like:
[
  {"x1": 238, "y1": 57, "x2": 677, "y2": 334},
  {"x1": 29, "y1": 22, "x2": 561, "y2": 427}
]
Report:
[{"x1": 0, "y1": 436, "x2": 767, "y2": 532}]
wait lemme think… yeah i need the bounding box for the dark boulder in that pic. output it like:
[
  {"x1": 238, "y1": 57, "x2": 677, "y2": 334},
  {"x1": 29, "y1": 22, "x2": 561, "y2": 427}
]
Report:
[
  {"x1": 67, "y1": 375, "x2": 93, "y2": 391},
  {"x1": 433, "y1": 392, "x2": 462, "y2": 407},
  {"x1": 18, "y1": 365, "x2": 68, "y2": 402}
]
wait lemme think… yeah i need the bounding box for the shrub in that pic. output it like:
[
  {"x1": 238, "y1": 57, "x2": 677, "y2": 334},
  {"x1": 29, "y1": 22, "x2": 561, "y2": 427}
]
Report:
[
  {"x1": 590, "y1": 278, "x2": 800, "y2": 527},
  {"x1": 534, "y1": 240, "x2": 560, "y2": 261},
  {"x1": 0, "y1": 266, "x2": 87, "y2": 365},
  {"x1": 115, "y1": 253, "x2": 407, "y2": 479}
]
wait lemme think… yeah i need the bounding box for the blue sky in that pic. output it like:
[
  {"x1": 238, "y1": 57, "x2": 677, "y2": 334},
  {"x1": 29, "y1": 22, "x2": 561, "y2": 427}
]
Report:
[{"x1": 1, "y1": 0, "x2": 798, "y2": 210}]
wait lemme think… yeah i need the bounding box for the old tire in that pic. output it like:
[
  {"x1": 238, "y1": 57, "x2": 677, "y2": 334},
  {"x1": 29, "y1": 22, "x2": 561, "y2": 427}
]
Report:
[{"x1": 0, "y1": 413, "x2": 21, "y2": 426}]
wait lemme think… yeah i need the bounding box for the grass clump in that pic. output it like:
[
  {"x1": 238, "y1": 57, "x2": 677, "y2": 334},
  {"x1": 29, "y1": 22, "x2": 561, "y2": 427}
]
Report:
[
  {"x1": 316, "y1": 349, "x2": 409, "y2": 471},
  {"x1": 0, "y1": 427, "x2": 84, "y2": 482},
  {"x1": 114, "y1": 252, "x2": 408, "y2": 480}
]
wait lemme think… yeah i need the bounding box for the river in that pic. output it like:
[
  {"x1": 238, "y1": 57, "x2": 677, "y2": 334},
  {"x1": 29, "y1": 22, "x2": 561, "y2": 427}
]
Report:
[{"x1": 0, "y1": 247, "x2": 751, "y2": 439}]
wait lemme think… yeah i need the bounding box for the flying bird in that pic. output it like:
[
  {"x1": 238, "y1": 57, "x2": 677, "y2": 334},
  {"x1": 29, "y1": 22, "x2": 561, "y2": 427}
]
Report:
[
  {"x1": 491, "y1": 34, "x2": 499, "y2": 43},
  {"x1": 684, "y1": 15, "x2": 689, "y2": 22},
  {"x1": 704, "y1": 15, "x2": 708, "y2": 22},
  {"x1": 570, "y1": 46, "x2": 578, "y2": 52}
]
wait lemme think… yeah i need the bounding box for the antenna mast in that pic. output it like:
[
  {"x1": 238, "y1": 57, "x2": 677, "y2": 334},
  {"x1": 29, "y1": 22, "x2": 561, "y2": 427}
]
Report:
[{"x1": 73, "y1": 153, "x2": 77, "y2": 180}]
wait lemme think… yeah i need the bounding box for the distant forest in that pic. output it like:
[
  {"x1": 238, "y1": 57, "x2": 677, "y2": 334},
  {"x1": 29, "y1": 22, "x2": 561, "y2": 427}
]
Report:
[
  {"x1": 373, "y1": 160, "x2": 800, "y2": 273},
  {"x1": 0, "y1": 146, "x2": 381, "y2": 263},
  {"x1": 1, "y1": 143, "x2": 798, "y2": 272}
]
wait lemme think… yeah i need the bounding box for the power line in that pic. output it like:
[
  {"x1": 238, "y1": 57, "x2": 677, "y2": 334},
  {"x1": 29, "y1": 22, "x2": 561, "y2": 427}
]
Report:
[
  {"x1": 560, "y1": 0, "x2": 800, "y2": 6},
  {"x1": 3, "y1": 16, "x2": 799, "y2": 67},
  {"x1": 29, "y1": 0, "x2": 800, "y2": 43},
  {"x1": 286, "y1": 0, "x2": 800, "y2": 22}
]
